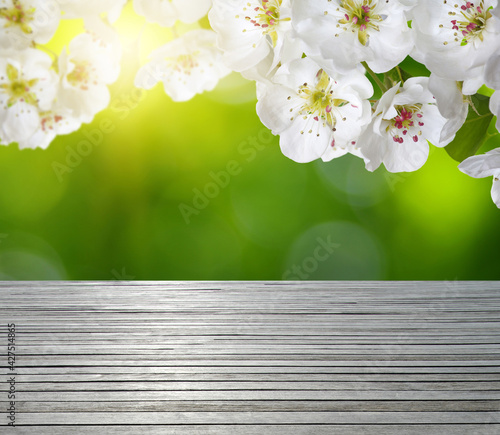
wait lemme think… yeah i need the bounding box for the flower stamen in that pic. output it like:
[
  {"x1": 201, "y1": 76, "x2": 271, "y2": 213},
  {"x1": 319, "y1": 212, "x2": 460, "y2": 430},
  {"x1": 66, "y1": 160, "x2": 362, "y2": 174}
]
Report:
[
  {"x1": 288, "y1": 69, "x2": 348, "y2": 141},
  {"x1": 441, "y1": 0, "x2": 492, "y2": 46},
  {"x1": 386, "y1": 104, "x2": 424, "y2": 144},
  {"x1": 243, "y1": 0, "x2": 289, "y2": 47},
  {"x1": 337, "y1": 0, "x2": 384, "y2": 45},
  {"x1": 0, "y1": 0, "x2": 36, "y2": 35},
  {"x1": 0, "y1": 63, "x2": 38, "y2": 107}
]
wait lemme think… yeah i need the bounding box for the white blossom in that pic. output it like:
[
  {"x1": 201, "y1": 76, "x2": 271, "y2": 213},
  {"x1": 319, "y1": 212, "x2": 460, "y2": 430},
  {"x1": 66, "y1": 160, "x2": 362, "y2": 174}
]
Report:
[
  {"x1": 0, "y1": 0, "x2": 60, "y2": 49},
  {"x1": 209, "y1": 0, "x2": 303, "y2": 81},
  {"x1": 412, "y1": 0, "x2": 500, "y2": 92},
  {"x1": 256, "y1": 57, "x2": 373, "y2": 163},
  {"x1": 459, "y1": 148, "x2": 500, "y2": 207},
  {"x1": 58, "y1": 30, "x2": 121, "y2": 124},
  {"x1": 135, "y1": 29, "x2": 230, "y2": 102},
  {"x1": 0, "y1": 48, "x2": 58, "y2": 145},
  {"x1": 358, "y1": 77, "x2": 453, "y2": 173},
  {"x1": 17, "y1": 105, "x2": 81, "y2": 149},
  {"x1": 83, "y1": 16, "x2": 122, "y2": 74},
  {"x1": 133, "y1": 0, "x2": 212, "y2": 27},
  {"x1": 292, "y1": 0, "x2": 414, "y2": 74}
]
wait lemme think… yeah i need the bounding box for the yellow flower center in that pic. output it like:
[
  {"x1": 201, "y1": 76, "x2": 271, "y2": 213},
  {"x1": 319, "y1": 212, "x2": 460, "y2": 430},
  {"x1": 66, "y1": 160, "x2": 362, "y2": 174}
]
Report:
[
  {"x1": 0, "y1": 0, "x2": 36, "y2": 35},
  {"x1": 67, "y1": 60, "x2": 91, "y2": 90},
  {"x1": 166, "y1": 52, "x2": 200, "y2": 75},
  {"x1": 297, "y1": 69, "x2": 348, "y2": 131},
  {"x1": 442, "y1": 1, "x2": 492, "y2": 46},
  {"x1": 336, "y1": 0, "x2": 384, "y2": 46},
  {"x1": 0, "y1": 63, "x2": 38, "y2": 107},
  {"x1": 244, "y1": 0, "x2": 289, "y2": 47}
]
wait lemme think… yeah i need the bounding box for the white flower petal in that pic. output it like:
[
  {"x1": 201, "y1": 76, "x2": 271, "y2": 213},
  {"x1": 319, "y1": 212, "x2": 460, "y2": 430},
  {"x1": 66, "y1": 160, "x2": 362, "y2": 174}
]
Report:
[
  {"x1": 428, "y1": 74, "x2": 468, "y2": 147},
  {"x1": 358, "y1": 130, "x2": 386, "y2": 171},
  {"x1": 277, "y1": 115, "x2": 333, "y2": 163},
  {"x1": 491, "y1": 177, "x2": 500, "y2": 208},
  {"x1": 490, "y1": 91, "x2": 500, "y2": 131},
  {"x1": 459, "y1": 147, "x2": 500, "y2": 208},
  {"x1": 134, "y1": 0, "x2": 211, "y2": 26},
  {"x1": 459, "y1": 148, "x2": 500, "y2": 178},
  {"x1": 1, "y1": 102, "x2": 40, "y2": 142},
  {"x1": 383, "y1": 137, "x2": 429, "y2": 172},
  {"x1": 17, "y1": 104, "x2": 82, "y2": 149},
  {"x1": 429, "y1": 74, "x2": 465, "y2": 119},
  {"x1": 485, "y1": 52, "x2": 500, "y2": 90},
  {"x1": 17, "y1": 126, "x2": 57, "y2": 150}
]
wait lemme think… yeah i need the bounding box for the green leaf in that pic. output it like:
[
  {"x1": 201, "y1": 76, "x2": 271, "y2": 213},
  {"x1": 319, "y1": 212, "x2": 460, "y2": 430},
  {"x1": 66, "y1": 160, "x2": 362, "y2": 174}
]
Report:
[
  {"x1": 488, "y1": 116, "x2": 498, "y2": 135},
  {"x1": 478, "y1": 84, "x2": 494, "y2": 97},
  {"x1": 365, "y1": 74, "x2": 382, "y2": 100},
  {"x1": 445, "y1": 94, "x2": 493, "y2": 163},
  {"x1": 399, "y1": 56, "x2": 431, "y2": 78}
]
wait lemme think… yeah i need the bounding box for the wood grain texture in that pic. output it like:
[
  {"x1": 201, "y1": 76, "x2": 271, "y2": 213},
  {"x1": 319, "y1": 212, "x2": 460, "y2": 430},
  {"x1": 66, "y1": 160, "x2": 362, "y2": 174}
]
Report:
[{"x1": 1, "y1": 281, "x2": 500, "y2": 434}]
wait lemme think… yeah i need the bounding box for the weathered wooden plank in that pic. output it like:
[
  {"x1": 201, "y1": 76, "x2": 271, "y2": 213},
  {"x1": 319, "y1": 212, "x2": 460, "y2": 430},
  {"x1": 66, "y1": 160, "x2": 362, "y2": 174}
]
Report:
[
  {"x1": 12, "y1": 329, "x2": 500, "y2": 335},
  {"x1": 15, "y1": 390, "x2": 500, "y2": 401},
  {"x1": 12, "y1": 354, "x2": 500, "y2": 364},
  {"x1": 21, "y1": 305, "x2": 492, "y2": 310},
  {"x1": 9, "y1": 305, "x2": 500, "y2": 311},
  {"x1": 1, "y1": 281, "x2": 500, "y2": 432},
  {"x1": 8, "y1": 380, "x2": 500, "y2": 391},
  {"x1": 13, "y1": 356, "x2": 500, "y2": 364},
  {"x1": 13, "y1": 365, "x2": 500, "y2": 374},
  {"x1": 15, "y1": 334, "x2": 500, "y2": 341},
  {"x1": 11, "y1": 373, "x2": 500, "y2": 382},
  {"x1": 15, "y1": 411, "x2": 500, "y2": 424},
  {"x1": 9, "y1": 424, "x2": 500, "y2": 435},
  {"x1": 11, "y1": 324, "x2": 500, "y2": 331},
  {"x1": 12, "y1": 346, "x2": 500, "y2": 355},
  {"x1": 10, "y1": 399, "x2": 500, "y2": 413}
]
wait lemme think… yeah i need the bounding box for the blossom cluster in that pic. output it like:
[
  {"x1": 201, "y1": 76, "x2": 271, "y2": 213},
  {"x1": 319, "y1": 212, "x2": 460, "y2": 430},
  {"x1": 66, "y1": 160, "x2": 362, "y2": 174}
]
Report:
[
  {"x1": 133, "y1": 0, "x2": 230, "y2": 101},
  {"x1": 1, "y1": 0, "x2": 499, "y2": 207},
  {"x1": 208, "y1": 0, "x2": 500, "y2": 206},
  {"x1": 0, "y1": 0, "x2": 123, "y2": 149}
]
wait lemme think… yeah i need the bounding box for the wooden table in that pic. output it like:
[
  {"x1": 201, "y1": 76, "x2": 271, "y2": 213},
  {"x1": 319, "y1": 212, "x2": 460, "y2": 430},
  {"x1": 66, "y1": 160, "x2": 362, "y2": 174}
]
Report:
[{"x1": 1, "y1": 281, "x2": 500, "y2": 434}]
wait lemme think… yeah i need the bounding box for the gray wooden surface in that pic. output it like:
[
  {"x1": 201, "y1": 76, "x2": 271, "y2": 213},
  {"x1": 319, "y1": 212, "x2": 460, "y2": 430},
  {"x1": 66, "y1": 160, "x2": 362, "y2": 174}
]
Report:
[{"x1": 1, "y1": 281, "x2": 500, "y2": 434}]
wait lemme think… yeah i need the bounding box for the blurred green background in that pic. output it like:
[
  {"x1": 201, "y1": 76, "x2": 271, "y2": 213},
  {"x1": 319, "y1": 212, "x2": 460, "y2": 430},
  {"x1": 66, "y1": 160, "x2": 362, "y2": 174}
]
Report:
[{"x1": 0, "y1": 6, "x2": 499, "y2": 280}]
